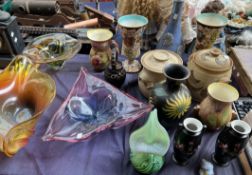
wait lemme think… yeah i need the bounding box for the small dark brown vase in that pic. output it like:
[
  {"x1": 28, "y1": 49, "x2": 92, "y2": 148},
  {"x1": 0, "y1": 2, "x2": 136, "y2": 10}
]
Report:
[
  {"x1": 212, "y1": 120, "x2": 252, "y2": 166},
  {"x1": 104, "y1": 47, "x2": 126, "y2": 88}
]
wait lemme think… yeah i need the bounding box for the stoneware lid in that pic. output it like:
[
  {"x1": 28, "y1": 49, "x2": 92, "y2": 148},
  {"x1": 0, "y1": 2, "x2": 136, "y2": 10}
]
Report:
[
  {"x1": 196, "y1": 13, "x2": 228, "y2": 27},
  {"x1": 141, "y1": 50, "x2": 183, "y2": 73},
  {"x1": 87, "y1": 29, "x2": 113, "y2": 42},
  {"x1": 207, "y1": 82, "x2": 239, "y2": 103},
  {"x1": 193, "y1": 48, "x2": 233, "y2": 72},
  {"x1": 118, "y1": 14, "x2": 148, "y2": 29}
]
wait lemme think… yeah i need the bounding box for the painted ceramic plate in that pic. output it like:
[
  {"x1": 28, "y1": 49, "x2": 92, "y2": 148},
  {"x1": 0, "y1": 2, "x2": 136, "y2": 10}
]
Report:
[
  {"x1": 118, "y1": 14, "x2": 148, "y2": 28},
  {"x1": 43, "y1": 68, "x2": 152, "y2": 142}
]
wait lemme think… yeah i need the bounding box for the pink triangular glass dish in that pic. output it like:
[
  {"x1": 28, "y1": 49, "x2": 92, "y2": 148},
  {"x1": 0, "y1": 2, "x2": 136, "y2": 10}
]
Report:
[{"x1": 43, "y1": 68, "x2": 152, "y2": 142}]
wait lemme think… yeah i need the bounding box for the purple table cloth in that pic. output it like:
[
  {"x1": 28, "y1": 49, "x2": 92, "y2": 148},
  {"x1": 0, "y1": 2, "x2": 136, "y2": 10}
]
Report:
[{"x1": 0, "y1": 55, "x2": 244, "y2": 175}]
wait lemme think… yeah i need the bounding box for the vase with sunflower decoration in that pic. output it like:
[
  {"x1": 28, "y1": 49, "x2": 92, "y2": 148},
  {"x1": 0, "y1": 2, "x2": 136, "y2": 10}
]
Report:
[{"x1": 150, "y1": 63, "x2": 192, "y2": 126}]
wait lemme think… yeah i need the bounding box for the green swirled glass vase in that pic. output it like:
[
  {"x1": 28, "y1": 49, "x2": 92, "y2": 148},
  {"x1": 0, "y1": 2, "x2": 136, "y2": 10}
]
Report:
[{"x1": 129, "y1": 109, "x2": 170, "y2": 174}]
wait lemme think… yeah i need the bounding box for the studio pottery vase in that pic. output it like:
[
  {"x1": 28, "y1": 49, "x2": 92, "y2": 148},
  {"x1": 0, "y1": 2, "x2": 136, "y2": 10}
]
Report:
[
  {"x1": 173, "y1": 118, "x2": 206, "y2": 165},
  {"x1": 129, "y1": 109, "x2": 170, "y2": 174},
  {"x1": 151, "y1": 64, "x2": 192, "y2": 124},
  {"x1": 212, "y1": 120, "x2": 252, "y2": 166},
  {"x1": 198, "y1": 82, "x2": 239, "y2": 130}
]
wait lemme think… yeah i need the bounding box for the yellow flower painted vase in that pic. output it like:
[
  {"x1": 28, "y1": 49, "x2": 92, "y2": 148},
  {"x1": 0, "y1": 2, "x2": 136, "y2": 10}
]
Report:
[{"x1": 151, "y1": 64, "x2": 192, "y2": 126}]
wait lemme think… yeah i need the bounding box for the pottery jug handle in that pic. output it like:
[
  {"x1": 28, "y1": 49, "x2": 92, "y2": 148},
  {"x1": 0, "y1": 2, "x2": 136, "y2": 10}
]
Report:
[{"x1": 111, "y1": 40, "x2": 120, "y2": 54}]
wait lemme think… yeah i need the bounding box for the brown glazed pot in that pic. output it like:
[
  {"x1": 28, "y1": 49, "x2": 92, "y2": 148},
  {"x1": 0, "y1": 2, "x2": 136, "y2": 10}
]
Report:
[{"x1": 187, "y1": 48, "x2": 233, "y2": 102}]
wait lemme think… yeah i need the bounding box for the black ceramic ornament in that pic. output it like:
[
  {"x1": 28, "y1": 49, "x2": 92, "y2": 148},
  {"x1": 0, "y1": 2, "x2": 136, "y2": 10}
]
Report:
[
  {"x1": 212, "y1": 120, "x2": 252, "y2": 166},
  {"x1": 104, "y1": 46, "x2": 126, "y2": 88},
  {"x1": 173, "y1": 117, "x2": 206, "y2": 165}
]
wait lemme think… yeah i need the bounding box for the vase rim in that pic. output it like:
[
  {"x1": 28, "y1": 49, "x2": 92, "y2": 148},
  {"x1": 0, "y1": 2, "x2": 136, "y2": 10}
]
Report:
[
  {"x1": 183, "y1": 118, "x2": 203, "y2": 133},
  {"x1": 118, "y1": 14, "x2": 148, "y2": 29},
  {"x1": 207, "y1": 82, "x2": 239, "y2": 103},
  {"x1": 231, "y1": 120, "x2": 251, "y2": 135},
  {"x1": 196, "y1": 13, "x2": 228, "y2": 27},
  {"x1": 87, "y1": 29, "x2": 113, "y2": 42},
  {"x1": 163, "y1": 63, "x2": 190, "y2": 81}
]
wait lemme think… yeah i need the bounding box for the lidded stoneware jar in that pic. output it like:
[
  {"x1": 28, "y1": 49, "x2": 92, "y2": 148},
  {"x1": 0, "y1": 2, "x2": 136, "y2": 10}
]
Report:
[
  {"x1": 138, "y1": 50, "x2": 183, "y2": 98},
  {"x1": 187, "y1": 48, "x2": 233, "y2": 102}
]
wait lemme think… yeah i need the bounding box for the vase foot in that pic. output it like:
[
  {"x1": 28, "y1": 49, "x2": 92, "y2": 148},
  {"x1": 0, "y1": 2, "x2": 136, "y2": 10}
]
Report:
[
  {"x1": 123, "y1": 60, "x2": 141, "y2": 73},
  {"x1": 172, "y1": 154, "x2": 189, "y2": 166},
  {"x1": 211, "y1": 154, "x2": 229, "y2": 167}
]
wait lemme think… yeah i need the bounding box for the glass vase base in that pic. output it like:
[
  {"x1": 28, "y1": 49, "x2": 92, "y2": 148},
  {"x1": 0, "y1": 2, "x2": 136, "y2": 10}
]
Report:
[
  {"x1": 172, "y1": 154, "x2": 189, "y2": 166},
  {"x1": 123, "y1": 60, "x2": 142, "y2": 73},
  {"x1": 211, "y1": 154, "x2": 230, "y2": 167}
]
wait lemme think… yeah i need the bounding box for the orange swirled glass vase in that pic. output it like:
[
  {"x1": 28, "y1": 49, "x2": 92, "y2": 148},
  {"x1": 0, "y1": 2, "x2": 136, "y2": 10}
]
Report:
[{"x1": 0, "y1": 54, "x2": 56, "y2": 157}]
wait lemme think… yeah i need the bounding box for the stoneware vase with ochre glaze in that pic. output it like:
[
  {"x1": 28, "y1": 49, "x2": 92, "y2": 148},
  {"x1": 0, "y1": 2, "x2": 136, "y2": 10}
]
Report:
[
  {"x1": 138, "y1": 49, "x2": 183, "y2": 98},
  {"x1": 198, "y1": 82, "x2": 239, "y2": 130},
  {"x1": 151, "y1": 64, "x2": 192, "y2": 127},
  {"x1": 87, "y1": 29, "x2": 118, "y2": 72},
  {"x1": 173, "y1": 118, "x2": 206, "y2": 166},
  {"x1": 212, "y1": 120, "x2": 252, "y2": 166}
]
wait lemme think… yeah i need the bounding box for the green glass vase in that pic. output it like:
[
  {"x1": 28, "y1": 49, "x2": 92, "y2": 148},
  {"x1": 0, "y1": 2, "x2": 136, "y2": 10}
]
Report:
[{"x1": 129, "y1": 109, "x2": 170, "y2": 174}]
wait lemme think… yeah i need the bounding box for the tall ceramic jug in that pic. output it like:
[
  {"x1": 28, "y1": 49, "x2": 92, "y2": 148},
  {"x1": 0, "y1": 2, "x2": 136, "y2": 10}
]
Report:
[
  {"x1": 212, "y1": 120, "x2": 252, "y2": 166},
  {"x1": 87, "y1": 29, "x2": 118, "y2": 72},
  {"x1": 173, "y1": 118, "x2": 206, "y2": 165}
]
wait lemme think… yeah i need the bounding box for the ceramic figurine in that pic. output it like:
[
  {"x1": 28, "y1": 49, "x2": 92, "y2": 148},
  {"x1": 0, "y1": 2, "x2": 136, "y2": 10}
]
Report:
[
  {"x1": 212, "y1": 120, "x2": 252, "y2": 166},
  {"x1": 197, "y1": 82, "x2": 239, "y2": 130},
  {"x1": 87, "y1": 29, "x2": 118, "y2": 72},
  {"x1": 199, "y1": 159, "x2": 214, "y2": 175},
  {"x1": 138, "y1": 49, "x2": 183, "y2": 98},
  {"x1": 104, "y1": 45, "x2": 126, "y2": 88},
  {"x1": 118, "y1": 14, "x2": 148, "y2": 73},
  {"x1": 173, "y1": 118, "x2": 206, "y2": 165},
  {"x1": 195, "y1": 13, "x2": 228, "y2": 51},
  {"x1": 129, "y1": 109, "x2": 170, "y2": 174},
  {"x1": 151, "y1": 64, "x2": 192, "y2": 122},
  {"x1": 187, "y1": 48, "x2": 233, "y2": 102}
]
